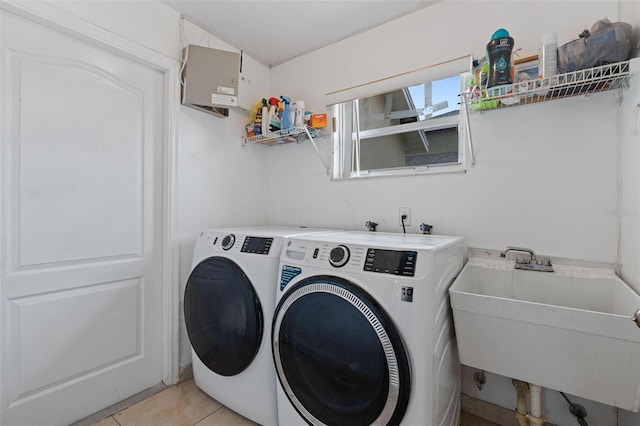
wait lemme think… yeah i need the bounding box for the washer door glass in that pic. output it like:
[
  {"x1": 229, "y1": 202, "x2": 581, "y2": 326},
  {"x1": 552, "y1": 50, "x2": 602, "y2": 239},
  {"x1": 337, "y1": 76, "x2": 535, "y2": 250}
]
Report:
[
  {"x1": 184, "y1": 257, "x2": 263, "y2": 376},
  {"x1": 272, "y1": 275, "x2": 410, "y2": 426}
]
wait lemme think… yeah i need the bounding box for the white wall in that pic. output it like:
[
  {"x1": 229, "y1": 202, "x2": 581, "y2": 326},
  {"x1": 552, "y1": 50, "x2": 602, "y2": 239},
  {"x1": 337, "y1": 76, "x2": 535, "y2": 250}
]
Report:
[
  {"x1": 620, "y1": 1, "x2": 640, "y2": 293},
  {"x1": 618, "y1": 2, "x2": 640, "y2": 423},
  {"x1": 269, "y1": 1, "x2": 639, "y2": 425},
  {"x1": 268, "y1": 1, "x2": 620, "y2": 263},
  {"x1": 49, "y1": 1, "x2": 271, "y2": 371}
]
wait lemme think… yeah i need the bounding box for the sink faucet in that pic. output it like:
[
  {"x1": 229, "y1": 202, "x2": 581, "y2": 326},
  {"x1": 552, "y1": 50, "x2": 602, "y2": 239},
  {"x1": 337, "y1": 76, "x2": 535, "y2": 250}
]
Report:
[
  {"x1": 500, "y1": 246, "x2": 553, "y2": 272},
  {"x1": 500, "y1": 246, "x2": 537, "y2": 261}
]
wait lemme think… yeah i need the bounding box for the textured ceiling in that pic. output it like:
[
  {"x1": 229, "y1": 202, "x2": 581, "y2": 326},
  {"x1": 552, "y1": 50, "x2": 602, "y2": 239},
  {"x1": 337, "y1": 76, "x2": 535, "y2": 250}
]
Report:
[{"x1": 162, "y1": 0, "x2": 437, "y2": 67}]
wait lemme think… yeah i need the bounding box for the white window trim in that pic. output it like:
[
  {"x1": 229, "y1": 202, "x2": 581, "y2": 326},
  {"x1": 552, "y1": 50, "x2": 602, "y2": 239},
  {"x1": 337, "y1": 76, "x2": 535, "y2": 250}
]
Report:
[
  {"x1": 331, "y1": 76, "x2": 470, "y2": 180},
  {"x1": 328, "y1": 56, "x2": 472, "y2": 181},
  {"x1": 325, "y1": 55, "x2": 472, "y2": 106}
]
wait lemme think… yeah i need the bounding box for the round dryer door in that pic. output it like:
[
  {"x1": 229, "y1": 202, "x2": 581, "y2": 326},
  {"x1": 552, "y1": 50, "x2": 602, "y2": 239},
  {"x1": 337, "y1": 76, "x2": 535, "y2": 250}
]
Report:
[
  {"x1": 184, "y1": 257, "x2": 263, "y2": 376},
  {"x1": 272, "y1": 275, "x2": 410, "y2": 426}
]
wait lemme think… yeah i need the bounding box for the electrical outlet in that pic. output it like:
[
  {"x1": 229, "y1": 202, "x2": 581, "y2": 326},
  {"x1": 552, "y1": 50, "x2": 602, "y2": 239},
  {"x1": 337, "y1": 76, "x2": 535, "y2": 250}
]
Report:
[{"x1": 399, "y1": 207, "x2": 411, "y2": 226}]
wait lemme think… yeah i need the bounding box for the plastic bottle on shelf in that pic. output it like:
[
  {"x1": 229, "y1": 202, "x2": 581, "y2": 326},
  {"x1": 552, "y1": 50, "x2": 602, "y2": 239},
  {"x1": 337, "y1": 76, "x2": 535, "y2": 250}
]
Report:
[
  {"x1": 293, "y1": 100, "x2": 305, "y2": 127},
  {"x1": 539, "y1": 32, "x2": 558, "y2": 80},
  {"x1": 280, "y1": 96, "x2": 292, "y2": 130},
  {"x1": 260, "y1": 99, "x2": 268, "y2": 135},
  {"x1": 486, "y1": 28, "x2": 514, "y2": 88},
  {"x1": 267, "y1": 97, "x2": 281, "y2": 131},
  {"x1": 253, "y1": 101, "x2": 263, "y2": 136}
]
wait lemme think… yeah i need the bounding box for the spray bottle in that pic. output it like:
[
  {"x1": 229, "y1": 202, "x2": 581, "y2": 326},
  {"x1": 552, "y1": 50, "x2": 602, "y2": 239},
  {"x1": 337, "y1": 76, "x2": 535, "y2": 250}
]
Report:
[
  {"x1": 280, "y1": 96, "x2": 292, "y2": 130},
  {"x1": 268, "y1": 97, "x2": 281, "y2": 131}
]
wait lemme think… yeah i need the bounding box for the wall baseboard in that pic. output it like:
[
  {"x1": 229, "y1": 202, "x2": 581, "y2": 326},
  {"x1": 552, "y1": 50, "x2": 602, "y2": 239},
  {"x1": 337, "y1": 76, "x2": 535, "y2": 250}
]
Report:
[{"x1": 179, "y1": 364, "x2": 194, "y2": 383}]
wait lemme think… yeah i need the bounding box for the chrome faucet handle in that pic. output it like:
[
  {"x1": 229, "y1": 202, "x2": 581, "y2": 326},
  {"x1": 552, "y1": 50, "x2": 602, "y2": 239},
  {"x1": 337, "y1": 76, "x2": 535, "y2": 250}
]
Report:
[{"x1": 500, "y1": 246, "x2": 537, "y2": 261}]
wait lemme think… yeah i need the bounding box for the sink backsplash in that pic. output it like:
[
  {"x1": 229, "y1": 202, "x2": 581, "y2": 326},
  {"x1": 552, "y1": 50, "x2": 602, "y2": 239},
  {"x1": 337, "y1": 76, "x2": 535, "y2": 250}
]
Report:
[{"x1": 467, "y1": 247, "x2": 621, "y2": 274}]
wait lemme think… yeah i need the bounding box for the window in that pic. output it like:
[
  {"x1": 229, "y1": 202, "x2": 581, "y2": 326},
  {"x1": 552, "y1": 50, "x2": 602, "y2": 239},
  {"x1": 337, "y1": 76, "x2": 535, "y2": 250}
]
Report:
[{"x1": 328, "y1": 57, "x2": 470, "y2": 179}]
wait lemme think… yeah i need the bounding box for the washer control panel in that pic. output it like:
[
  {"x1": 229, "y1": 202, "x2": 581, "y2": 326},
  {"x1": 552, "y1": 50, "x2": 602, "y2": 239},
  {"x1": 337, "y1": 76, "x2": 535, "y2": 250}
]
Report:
[
  {"x1": 364, "y1": 248, "x2": 417, "y2": 276},
  {"x1": 241, "y1": 236, "x2": 274, "y2": 255}
]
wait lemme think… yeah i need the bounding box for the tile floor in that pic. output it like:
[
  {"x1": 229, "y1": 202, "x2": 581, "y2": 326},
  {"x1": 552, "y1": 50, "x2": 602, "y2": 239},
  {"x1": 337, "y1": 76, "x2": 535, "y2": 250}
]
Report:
[
  {"x1": 90, "y1": 379, "x2": 499, "y2": 426},
  {"x1": 91, "y1": 379, "x2": 257, "y2": 426}
]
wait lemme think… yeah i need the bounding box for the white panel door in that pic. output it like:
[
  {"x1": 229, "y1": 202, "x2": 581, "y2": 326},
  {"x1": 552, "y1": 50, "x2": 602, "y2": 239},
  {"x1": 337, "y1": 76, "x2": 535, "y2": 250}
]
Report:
[{"x1": 1, "y1": 10, "x2": 164, "y2": 425}]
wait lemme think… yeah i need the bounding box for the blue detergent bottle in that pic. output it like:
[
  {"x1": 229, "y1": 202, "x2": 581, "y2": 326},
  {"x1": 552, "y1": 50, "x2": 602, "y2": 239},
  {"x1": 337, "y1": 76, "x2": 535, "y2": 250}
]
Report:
[{"x1": 280, "y1": 96, "x2": 292, "y2": 130}]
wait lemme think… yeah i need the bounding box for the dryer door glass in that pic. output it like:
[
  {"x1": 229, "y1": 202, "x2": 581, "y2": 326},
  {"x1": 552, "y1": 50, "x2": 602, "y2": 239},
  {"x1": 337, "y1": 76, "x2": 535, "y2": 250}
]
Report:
[
  {"x1": 185, "y1": 257, "x2": 263, "y2": 376},
  {"x1": 272, "y1": 276, "x2": 410, "y2": 426}
]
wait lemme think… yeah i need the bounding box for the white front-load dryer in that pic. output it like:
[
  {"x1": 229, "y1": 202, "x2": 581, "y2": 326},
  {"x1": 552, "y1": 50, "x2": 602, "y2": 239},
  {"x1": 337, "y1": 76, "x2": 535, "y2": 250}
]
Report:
[
  {"x1": 272, "y1": 231, "x2": 464, "y2": 426},
  {"x1": 184, "y1": 226, "x2": 335, "y2": 426}
]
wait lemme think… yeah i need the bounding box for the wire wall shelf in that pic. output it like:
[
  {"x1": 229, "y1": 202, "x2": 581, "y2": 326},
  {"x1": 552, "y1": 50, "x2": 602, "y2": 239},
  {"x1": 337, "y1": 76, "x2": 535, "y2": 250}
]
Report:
[
  {"x1": 461, "y1": 60, "x2": 635, "y2": 112},
  {"x1": 242, "y1": 124, "x2": 331, "y2": 174},
  {"x1": 243, "y1": 125, "x2": 328, "y2": 146}
]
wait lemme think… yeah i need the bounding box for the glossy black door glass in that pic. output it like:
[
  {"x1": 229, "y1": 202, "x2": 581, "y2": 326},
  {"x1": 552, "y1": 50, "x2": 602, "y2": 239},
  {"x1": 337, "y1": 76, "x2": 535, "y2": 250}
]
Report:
[
  {"x1": 275, "y1": 276, "x2": 410, "y2": 425},
  {"x1": 184, "y1": 257, "x2": 263, "y2": 376}
]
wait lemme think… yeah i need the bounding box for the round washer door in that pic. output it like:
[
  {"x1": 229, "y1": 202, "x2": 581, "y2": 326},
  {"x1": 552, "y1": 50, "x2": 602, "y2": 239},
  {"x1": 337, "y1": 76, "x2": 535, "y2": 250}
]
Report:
[
  {"x1": 272, "y1": 275, "x2": 410, "y2": 426},
  {"x1": 184, "y1": 257, "x2": 263, "y2": 376}
]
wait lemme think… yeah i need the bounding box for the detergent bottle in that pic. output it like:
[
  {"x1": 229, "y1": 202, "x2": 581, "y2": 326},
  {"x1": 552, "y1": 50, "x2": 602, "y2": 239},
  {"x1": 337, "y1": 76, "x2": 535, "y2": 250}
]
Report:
[
  {"x1": 486, "y1": 28, "x2": 514, "y2": 87},
  {"x1": 280, "y1": 96, "x2": 292, "y2": 130}
]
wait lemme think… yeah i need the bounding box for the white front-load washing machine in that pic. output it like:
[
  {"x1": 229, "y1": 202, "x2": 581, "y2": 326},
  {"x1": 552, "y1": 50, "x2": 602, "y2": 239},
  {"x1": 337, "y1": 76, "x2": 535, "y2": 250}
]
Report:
[
  {"x1": 272, "y1": 231, "x2": 464, "y2": 426},
  {"x1": 184, "y1": 226, "x2": 336, "y2": 426}
]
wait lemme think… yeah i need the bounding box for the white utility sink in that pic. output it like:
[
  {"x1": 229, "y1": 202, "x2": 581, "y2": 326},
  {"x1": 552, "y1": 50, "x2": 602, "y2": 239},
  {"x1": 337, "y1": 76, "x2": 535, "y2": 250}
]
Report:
[{"x1": 449, "y1": 256, "x2": 640, "y2": 411}]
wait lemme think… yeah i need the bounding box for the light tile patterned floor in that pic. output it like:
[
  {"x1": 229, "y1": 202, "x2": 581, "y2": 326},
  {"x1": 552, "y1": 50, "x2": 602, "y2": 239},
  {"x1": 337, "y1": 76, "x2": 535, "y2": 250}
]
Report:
[
  {"x1": 91, "y1": 379, "x2": 257, "y2": 426},
  {"x1": 91, "y1": 379, "x2": 499, "y2": 426}
]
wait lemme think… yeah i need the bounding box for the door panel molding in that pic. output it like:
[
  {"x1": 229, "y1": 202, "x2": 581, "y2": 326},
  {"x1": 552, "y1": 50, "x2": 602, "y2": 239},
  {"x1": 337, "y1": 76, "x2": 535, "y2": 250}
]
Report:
[
  {"x1": 7, "y1": 277, "x2": 142, "y2": 401},
  {"x1": 12, "y1": 52, "x2": 145, "y2": 268}
]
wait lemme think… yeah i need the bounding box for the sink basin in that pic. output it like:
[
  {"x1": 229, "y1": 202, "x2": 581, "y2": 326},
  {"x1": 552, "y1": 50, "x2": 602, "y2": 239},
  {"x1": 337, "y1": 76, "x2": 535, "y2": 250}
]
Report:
[{"x1": 449, "y1": 256, "x2": 640, "y2": 411}]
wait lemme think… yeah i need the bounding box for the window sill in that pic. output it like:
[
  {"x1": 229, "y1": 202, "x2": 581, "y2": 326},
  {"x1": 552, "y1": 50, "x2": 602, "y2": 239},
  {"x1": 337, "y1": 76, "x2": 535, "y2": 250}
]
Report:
[{"x1": 332, "y1": 163, "x2": 467, "y2": 181}]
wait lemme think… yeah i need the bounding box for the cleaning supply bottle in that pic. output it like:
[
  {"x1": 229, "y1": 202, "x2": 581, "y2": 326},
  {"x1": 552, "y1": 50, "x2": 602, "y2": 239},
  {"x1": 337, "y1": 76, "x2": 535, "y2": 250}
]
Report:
[
  {"x1": 539, "y1": 32, "x2": 558, "y2": 79},
  {"x1": 268, "y1": 97, "x2": 281, "y2": 131},
  {"x1": 280, "y1": 96, "x2": 292, "y2": 130},
  {"x1": 486, "y1": 28, "x2": 514, "y2": 88},
  {"x1": 293, "y1": 100, "x2": 305, "y2": 127},
  {"x1": 260, "y1": 99, "x2": 268, "y2": 135},
  {"x1": 253, "y1": 100, "x2": 263, "y2": 136}
]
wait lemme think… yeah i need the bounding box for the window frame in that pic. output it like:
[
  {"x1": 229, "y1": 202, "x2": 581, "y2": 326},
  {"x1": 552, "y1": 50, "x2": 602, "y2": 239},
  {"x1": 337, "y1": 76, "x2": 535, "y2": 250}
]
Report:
[{"x1": 328, "y1": 56, "x2": 471, "y2": 180}]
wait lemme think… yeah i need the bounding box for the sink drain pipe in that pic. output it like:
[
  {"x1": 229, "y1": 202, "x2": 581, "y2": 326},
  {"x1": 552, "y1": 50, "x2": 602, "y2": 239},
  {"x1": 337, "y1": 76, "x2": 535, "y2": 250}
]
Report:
[
  {"x1": 512, "y1": 380, "x2": 546, "y2": 425},
  {"x1": 512, "y1": 380, "x2": 529, "y2": 426},
  {"x1": 528, "y1": 384, "x2": 545, "y2": 425}
]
